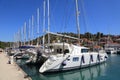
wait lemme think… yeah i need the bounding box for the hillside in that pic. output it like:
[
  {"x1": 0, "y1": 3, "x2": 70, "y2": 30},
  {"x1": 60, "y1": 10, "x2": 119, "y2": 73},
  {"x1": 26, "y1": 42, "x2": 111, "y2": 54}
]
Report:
[{"x1": 0, "y1": 32, "x2": 120, "y2": 49}]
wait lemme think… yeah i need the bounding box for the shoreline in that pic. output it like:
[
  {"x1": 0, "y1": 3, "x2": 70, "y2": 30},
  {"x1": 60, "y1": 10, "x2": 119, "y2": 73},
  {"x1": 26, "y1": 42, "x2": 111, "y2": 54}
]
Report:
[{"x1": 0, "y1": 51, "x2": 32, "y2": 80}]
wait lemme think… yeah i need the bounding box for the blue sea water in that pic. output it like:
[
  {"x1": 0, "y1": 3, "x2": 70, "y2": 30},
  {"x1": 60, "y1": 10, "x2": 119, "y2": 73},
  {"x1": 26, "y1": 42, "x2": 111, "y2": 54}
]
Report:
[{"x1": 17, "y1": 54, "x2": 120, "y2": 80}]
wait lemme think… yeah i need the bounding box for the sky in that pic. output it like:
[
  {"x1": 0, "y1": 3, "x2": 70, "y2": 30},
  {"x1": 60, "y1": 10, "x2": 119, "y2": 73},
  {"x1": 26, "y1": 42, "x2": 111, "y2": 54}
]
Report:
[{"x1": 0, "y1": 0, "x2": 120, "y2": 42}]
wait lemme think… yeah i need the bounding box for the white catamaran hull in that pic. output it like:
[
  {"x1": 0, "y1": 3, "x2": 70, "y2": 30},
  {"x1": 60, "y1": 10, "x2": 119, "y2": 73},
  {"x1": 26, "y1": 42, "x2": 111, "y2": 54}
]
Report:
[{"x1": 39, "y1": 52, "x2": 107, "y2": 73}]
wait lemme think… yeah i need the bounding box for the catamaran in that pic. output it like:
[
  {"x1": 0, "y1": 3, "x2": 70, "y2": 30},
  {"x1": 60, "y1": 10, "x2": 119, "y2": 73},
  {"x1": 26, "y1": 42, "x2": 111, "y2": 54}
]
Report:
[
  {"x1": 38, "y1": 0, "x2": 108, "y2": 73},
  {"x1": 39, "y1": 42, "x2": 108, "y2": 73}
]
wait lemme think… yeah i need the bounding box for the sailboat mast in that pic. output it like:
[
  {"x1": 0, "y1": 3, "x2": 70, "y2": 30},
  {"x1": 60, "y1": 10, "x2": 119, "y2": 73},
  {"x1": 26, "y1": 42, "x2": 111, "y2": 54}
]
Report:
[
  {"x1": 37, "y1": 8, "x2": 40, "y2": 46},
  {"x1": 17, "y1": 30, "x2": 20, "y2": 47},
  {"x1": 14, "y1": 34, "x2": 16, "y2": 48},
  {"x1": 28, "y1": 19, "x2": 31, "y2": 45},
  {"x1": 47, "y1": 0, "x2": 50, "y2": 44},
  {"x1": 24, "y1": 22, "x2": 26, "y2": 46},
  {"x1": 31, "y1": 15, "x2": 34, "y2": 45},
  {"x1": 75, "y1": 0, "x2": 80, "y2": 43},
  {"x1": 43, "y1": 0, "x2": 46, "y2": 50},
  {"x1": 20, "y1": 28, "x2": 23, "y2": 46}
]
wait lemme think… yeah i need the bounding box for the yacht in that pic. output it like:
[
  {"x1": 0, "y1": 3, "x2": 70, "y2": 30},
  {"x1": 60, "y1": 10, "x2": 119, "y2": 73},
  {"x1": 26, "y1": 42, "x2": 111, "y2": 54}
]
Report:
[
  {"x1": 39, "y1": 42, "x2": 108, "y2": 73},
  {"x1": 39, "y1": 0, "x2": 108, "y2": 73},
  {"x1": 25, "y1": 46, "x2": 47, "y2": 64},
  {"x1": 105, "y1": 48, "x2": 117, "y2": 54}
]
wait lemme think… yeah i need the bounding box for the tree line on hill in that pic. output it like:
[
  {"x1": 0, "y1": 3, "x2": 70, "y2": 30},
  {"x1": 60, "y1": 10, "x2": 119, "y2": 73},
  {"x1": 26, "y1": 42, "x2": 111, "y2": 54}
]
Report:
[
  {"x1": 0, "y1": 32, "x2": 120, "y2": 49},
  {"x1": 0, "y1": 41, "x2": 11, "y2": 49}
]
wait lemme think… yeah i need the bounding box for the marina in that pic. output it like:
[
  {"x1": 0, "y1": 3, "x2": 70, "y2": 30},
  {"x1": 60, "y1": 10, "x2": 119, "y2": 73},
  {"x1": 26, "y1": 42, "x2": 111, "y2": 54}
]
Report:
[
  {"x1": 16, "y1": 54, "x2": 120, "y2": 80},
  {"x1": 1, "y1": 0, "x2": 120, "y2": 80},
  {"x1": 1, "y1": 50, "x2": 120, "y2": 80}
]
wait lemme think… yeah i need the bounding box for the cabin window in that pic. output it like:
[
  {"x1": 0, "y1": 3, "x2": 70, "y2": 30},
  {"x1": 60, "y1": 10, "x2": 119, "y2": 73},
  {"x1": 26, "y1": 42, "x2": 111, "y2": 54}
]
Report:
[
  {"x1": 64, "y1": 49, "x2": 69, "y2": 54},
  {"x1": 81, "y1": 49, "x2": 89, "y2": 53},
  {"x1": 57, "y1": 48, "x2": 62, "y2": 53},
  {"x1": 73, "y1": 57, "x2": 79, "y2": 61}
]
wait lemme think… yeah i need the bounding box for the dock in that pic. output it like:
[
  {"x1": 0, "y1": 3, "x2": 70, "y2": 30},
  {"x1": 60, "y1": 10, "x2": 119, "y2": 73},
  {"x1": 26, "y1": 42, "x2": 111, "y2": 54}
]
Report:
[{"x1": 0, "y1": 51, "x2": 32, "y2": 80}]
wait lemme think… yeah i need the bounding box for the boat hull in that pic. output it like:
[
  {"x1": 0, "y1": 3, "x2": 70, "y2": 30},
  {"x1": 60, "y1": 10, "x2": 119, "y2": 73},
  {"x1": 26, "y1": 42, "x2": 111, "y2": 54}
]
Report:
[{"x1": 39, "y1": 53, "x2": 107, "y2": 73}]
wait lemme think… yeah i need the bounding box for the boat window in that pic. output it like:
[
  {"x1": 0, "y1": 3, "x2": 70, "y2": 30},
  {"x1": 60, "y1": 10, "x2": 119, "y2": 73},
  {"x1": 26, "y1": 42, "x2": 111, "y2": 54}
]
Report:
[
  {"x1": 73, "y1": 57, "x2": 79, "y2": 61},
  {"x1": 64, "y1": 49, "x2": 69, "y2": 54},
  {"x1": 49, "y1": 46, "x2": 53, "y2": 49},
  {"x1": 57, "y1": 48, "x2": 62, "y2": 53},
  {"x1": 81, "y1": 49, "x2": 89, "y2": 53}
]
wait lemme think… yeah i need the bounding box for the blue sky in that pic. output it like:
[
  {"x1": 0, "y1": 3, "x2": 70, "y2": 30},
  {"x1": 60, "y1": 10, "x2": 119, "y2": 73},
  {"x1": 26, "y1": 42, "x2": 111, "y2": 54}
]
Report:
[{"x1": 0, "y1": 0, "x2": 120, "y2": 42}]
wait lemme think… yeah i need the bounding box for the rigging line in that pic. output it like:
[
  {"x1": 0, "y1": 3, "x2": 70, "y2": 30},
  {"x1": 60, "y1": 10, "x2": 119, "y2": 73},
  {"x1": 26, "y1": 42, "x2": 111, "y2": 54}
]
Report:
[
  {"x1": 80, "y1": 0, "x2": 88, "y2": 32},
  {"x1": 75, "y1": 0, "x2": 80, "y2": 41},
  {"x1": 49, "y1": 0, "x2": 57, "y2": 32},
  {"x1": 61, "y1": 0, "x2": 69, "y2": 32},
  {"x1": 64, "y1": 0, "x2": 75, "y2": 32},
  {"x1": 50, "y1": 0, "x2": 57, "y2": 14},
  {"x1": 80, "y1": 0, "x2": 90, "y2": 37},
  {"x1": 65, "y1": 0, "x2": 74, "y2": 32},
  {"x1": 63, "y1": 0, "x2": 74, "y2": 33},
  {"x1": 80, "y1": 2, "x2": 90, "y2": 40}
]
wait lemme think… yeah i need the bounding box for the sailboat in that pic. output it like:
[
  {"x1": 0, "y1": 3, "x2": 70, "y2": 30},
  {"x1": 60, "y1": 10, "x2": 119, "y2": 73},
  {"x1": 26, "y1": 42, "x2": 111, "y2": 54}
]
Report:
[
  {"x1": 25, "y1": 8, "x2": 47, "y2": 64},
  {"x1": 39, "y1": 0, "x2": 108, "y2": 73}
]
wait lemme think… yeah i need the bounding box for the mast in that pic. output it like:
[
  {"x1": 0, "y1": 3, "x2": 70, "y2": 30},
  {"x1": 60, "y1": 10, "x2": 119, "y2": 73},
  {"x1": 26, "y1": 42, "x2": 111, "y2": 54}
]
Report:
[
  {"x1": 37, "y1": 8, "x2": 40, "y2": 46},
  {"x1": 24, "y1": 22, "x2": 26, "y2": 46},
  {"x1": 28, "y1": 19, "x2": 31, "y2": 45},
  {"x1": 75, "y1": 0, "x2": 80, "y2": 43},
  {"x1": 43, "y1": 0, "x2": 46, "y2": 50},
  {"x1": 21, "y1": 27, "x2": 23, "y2": 46},
  {"x1": 17, "y1": 30, "x2": 20, "y2": 47},
  {"x1": 31, "y1": 15, "x2": 34, "y2": 45},
  {"x1": 47, "y1": 0, "x2": 50, "y2": 44},
  {"x1": 14, "y1": 33, "x2": 16, "y2": 48}
]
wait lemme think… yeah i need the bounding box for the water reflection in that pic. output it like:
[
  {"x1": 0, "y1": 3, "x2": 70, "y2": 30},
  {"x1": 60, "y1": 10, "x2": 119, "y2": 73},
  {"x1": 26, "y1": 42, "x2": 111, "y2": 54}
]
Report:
[
  {"x1": 16, "y1": 59, "x2": 107, "y2": 80},
  {"x1": 38, "y1": 63, "x2": 107, "y2": 80}
]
